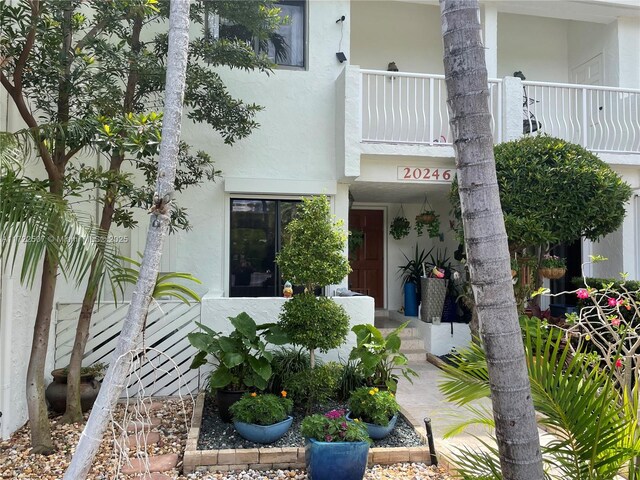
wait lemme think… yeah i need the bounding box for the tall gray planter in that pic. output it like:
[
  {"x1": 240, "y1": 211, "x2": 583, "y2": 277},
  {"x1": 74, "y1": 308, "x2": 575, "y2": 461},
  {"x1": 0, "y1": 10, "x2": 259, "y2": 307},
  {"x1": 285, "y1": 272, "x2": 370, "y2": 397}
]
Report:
[{"x1": 420, "y1": 277, "x2": 448, "y2": 323}]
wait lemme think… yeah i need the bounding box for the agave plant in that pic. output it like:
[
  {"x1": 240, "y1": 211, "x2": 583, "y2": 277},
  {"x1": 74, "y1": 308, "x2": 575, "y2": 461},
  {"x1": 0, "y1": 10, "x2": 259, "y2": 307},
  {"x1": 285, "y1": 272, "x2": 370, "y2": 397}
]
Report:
[{"x1": 440, "y1": 318, "x2": 640, "y2": 480}]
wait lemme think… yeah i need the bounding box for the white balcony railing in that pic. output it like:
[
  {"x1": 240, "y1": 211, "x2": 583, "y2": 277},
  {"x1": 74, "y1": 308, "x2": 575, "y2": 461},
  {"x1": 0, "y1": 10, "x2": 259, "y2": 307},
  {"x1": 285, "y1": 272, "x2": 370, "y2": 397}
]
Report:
[
  {"x1": 361, "y1": 69, "x2": 503, "y2": 146},
  {"x1": 522, "y1": 81, "x2": 640, "y2": 154}
]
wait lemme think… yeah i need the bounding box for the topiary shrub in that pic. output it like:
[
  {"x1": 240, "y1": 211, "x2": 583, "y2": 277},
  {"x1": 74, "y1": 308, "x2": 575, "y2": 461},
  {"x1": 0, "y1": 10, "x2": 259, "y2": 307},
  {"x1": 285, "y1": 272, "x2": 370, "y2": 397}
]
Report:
[
  {"x1": 451, "y1": 135, "x2": 632, "y2": 250},
  {"x1": 279, "y1": 292, "x2": 349, "y2": 356},
  {"x1": 276, "y1": 195, "x2": 351, "y2": 367}
]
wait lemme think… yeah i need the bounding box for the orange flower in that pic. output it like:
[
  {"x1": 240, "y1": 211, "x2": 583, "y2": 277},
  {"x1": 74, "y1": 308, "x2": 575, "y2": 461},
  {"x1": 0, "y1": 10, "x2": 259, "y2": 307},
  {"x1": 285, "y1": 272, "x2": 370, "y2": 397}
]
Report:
[
  {"x1": 250, "y1": 392, "x2": 257, "y2": 397},
  {"x1": 281, "y1": 390, "x2": 287, "y2": 398}
]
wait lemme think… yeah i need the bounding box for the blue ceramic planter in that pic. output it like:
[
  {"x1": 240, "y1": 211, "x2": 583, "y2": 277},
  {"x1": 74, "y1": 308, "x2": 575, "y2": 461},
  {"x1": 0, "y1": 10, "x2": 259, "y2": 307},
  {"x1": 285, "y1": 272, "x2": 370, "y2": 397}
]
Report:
[
  {"x1": 346, "y1": 412, "x2": 398, "y2": 440},
  {"x1": 233, "y1": 416, "x2": 293, "y2": 444},
  {"x1": 305, "y1": 438, "x2": 369, "y2": 480}
]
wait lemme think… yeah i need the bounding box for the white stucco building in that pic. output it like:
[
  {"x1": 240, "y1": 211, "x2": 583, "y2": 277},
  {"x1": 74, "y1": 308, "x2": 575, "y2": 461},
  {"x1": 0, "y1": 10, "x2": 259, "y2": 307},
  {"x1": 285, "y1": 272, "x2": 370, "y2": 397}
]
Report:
[{"x1": 1, "y1": 0, "x2": 639, "y2": 439}]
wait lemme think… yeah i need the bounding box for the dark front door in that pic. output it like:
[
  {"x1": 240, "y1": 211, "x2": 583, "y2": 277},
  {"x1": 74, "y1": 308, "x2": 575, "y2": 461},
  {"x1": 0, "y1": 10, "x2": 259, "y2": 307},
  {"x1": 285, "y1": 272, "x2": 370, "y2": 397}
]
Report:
[{"x1": 348, "y1": 209, "x2": 384, "y2": 307}]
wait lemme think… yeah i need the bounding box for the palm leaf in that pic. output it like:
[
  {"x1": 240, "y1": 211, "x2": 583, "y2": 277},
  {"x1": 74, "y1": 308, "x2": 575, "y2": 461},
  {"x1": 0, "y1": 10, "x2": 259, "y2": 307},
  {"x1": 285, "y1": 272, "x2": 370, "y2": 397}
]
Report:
[{"x1": 0, "y1": 133, "x2": 126, "y2": 295}]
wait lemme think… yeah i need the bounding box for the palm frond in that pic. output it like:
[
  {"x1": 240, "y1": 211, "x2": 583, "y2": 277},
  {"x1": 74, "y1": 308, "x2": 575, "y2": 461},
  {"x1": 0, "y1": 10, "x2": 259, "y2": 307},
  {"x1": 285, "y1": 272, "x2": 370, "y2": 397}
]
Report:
[
  {"x1": 0, "y1": 134, "x2": 127, "y2": 296},
  {"x1": 439, "y1": 341, "x2": 491, "y2": 405},
  {"x1": 116, "y1": 255, "x2": 201, "y2": 303}
]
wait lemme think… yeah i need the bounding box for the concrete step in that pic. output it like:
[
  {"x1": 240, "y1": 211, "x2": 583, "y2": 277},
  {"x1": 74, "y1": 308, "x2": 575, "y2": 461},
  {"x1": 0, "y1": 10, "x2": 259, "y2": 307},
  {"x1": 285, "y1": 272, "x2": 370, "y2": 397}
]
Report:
[
  {"x1": 402, "y1": 349, "x2": 428, "y2": 363},
  {"x1": 399, "y1": 338, "x2": 424, "y2": 351},
  {"x1": 121, "y1": 453, "x2": 179, "y2": 475},
  {"x1": 378, "y1": 326, "x2": 418, "y2": 339}
]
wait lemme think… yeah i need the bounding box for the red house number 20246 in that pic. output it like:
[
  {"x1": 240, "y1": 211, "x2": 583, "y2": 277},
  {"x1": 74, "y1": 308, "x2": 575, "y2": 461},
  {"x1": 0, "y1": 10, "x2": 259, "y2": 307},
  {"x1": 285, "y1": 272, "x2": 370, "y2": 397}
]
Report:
[{"x1": 398, "y1": 167, "x2": 452, "y2": 182}]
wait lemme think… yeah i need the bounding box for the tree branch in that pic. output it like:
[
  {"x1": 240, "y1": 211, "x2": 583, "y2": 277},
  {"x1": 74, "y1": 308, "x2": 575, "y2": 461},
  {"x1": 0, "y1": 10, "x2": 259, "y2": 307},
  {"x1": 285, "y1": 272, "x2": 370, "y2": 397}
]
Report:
[
  {"x1": 1, "y1": 72, "x2": 58, "y2": 179},
  {"x1": 14, "y1": 0, "x2": 40, "y2": 92}
]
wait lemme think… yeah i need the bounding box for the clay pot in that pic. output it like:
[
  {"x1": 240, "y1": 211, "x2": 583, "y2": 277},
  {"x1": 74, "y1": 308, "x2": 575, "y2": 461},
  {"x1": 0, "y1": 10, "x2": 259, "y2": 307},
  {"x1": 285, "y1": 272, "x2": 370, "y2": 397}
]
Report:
[
  {"x1": 45, "y1": 368, "x2": 101, "y2": 414},
  {"x1": 539, "y1": 267, "x2": 566, "y2": 280}
]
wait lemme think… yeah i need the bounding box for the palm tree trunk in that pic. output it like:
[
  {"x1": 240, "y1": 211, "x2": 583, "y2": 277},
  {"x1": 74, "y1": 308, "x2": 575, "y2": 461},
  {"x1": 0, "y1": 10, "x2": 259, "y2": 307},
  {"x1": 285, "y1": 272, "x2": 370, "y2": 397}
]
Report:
[
  {"x1": 63, "y1": 1, "x2": 191, "y2": 476},
  {"x1": 439, "y1": 1, "x2": 543, "y2": 478}
]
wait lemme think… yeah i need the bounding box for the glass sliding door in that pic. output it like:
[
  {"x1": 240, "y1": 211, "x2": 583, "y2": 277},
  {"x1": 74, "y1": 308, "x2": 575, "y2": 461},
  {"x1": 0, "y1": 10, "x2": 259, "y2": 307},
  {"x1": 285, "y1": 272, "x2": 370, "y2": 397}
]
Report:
[{"x1": 229, "y1": 199, "x2": 299, "y2": 297}]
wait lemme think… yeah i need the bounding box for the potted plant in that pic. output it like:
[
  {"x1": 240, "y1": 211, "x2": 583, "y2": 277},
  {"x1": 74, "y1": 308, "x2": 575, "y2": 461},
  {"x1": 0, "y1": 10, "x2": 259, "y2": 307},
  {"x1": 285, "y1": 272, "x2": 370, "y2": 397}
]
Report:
[
  {"x1": 421, "y1": 249, "x2": 451, "y2": 323},
  {"x1": 539, "y1": 254, "x2": 566, "y2": 279},
  {"x1": 229, "y1": 391, "x2": 294, "y2": 444},
  {"x1": 415, "y1": 210, "x2": 440, "y2": 238},
  {"x1": 349, "y1": 322, "x2": 418, "y2": 392},
  {"x1": 398, "y1": 245, "x2": 433, "y2": 316},
  {"x1": 45, "y1": 362, "x2": 106, "y2": 414},
  {"x1": 301, "y1": 409, "x2": 371, "y2": 480},
  {"x1": 188, "y1": 312, "x2": 288, "y2": 422},
  {"x1": 389, "y1": 215, "x2": 410, "y2": 240},
  {"x1": 346, "y1": 386, "x2": 399, "y2": 439}
]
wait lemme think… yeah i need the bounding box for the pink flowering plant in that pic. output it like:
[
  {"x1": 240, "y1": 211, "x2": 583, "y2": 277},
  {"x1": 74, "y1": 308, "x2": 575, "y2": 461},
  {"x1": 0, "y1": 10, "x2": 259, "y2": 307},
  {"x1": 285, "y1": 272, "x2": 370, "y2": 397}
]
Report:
[
  {"x1": 300, "y1": 409, "x2": 371, "y2": 443},
  {"x1": 535, "y1": 255, "x2": 639, "y2": 397}
]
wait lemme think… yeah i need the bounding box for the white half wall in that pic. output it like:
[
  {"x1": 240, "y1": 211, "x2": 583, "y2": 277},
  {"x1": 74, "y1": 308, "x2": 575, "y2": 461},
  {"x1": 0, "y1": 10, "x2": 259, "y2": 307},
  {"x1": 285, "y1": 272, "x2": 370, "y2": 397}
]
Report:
[{"x1": 200, "y1": 294, "x2": 375, "y2": 362}]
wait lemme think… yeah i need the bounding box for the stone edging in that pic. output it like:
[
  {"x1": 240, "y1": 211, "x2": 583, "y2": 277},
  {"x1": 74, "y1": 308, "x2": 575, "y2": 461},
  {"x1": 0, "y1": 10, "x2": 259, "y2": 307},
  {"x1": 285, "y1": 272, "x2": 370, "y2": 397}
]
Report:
[{"x1": 183, "y1": 392, "x2": 433, "y2": 473}]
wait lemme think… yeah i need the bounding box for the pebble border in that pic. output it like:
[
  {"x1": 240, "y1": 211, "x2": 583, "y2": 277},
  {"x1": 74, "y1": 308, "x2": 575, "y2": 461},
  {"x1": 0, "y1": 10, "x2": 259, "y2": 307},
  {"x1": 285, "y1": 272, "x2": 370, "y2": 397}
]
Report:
[{"x1": 184, "y1": 392, "x2": 434, "y2": 474}]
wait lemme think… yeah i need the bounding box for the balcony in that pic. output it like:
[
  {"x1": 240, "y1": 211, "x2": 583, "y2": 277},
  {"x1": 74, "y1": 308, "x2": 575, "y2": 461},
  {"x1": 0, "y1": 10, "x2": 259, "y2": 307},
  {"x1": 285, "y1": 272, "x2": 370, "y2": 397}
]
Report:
[{"x1": 339, "y1": 67, "x2": 640, "y2": 169}]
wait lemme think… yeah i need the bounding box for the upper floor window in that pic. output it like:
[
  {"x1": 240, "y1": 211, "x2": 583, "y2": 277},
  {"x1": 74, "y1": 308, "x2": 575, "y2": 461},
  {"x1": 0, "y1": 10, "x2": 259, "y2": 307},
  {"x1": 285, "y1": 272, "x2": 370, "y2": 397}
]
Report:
[
  {"x1": 205, "y1": 1, "x2": 306, "y2": 69},
  {"x1": 269, "y1": 1, "x2": 305, "y2": 68}
]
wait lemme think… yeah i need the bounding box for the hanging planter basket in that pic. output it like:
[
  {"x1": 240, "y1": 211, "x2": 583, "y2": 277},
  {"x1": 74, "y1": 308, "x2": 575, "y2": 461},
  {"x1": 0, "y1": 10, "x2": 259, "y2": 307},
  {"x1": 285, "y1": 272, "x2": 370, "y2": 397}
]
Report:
[
  {"x1": 390, "y1": 205, "x2": 410, "y2": 240},
  {"x1": 539, "y1": 267, "x2": 566, "y2": 280},
  {"x1": 414, "y1": 197, "x2": 440, "y2": 238}
]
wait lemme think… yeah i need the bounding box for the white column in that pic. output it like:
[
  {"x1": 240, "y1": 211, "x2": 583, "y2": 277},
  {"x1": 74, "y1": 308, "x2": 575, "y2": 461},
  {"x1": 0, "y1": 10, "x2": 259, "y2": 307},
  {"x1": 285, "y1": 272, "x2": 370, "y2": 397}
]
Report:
[
  {"x1": 481, "y1": 5, "x2": 498, "y2": 79},
  {"x1": 616, "y1": 17, "x2": 640, "y2": 88},
  {"x1": 336, "y1": 65, "x2": 362, "y2": 181},
  {"x1": 503, "y1": 76, "x2": 523, "y2": 141}
]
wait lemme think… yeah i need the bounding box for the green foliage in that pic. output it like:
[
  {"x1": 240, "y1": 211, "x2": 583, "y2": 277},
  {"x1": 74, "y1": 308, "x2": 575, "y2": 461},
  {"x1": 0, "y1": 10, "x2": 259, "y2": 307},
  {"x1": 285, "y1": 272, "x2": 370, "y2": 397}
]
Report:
[
  {"x1": 300, "y1": 409, "x2": 371, "y2": 444},
  {"x1": 337, "y1": 360, "x2": 367, "y2": 401},
  {"x1": 114, "y1": 255, "x2": 201, "y2": 304},
  {"x1": 450, "y1": 135, "x2": 632, "y2": 250},
  {"x1": 0, "y1": 134, "x2": 124, "y2": 291},
  {"x1": 349, "y1": 322, "x2": 418, "y2": 392},
  {"x1": 389, "y1": 216, "x2": 410, "y2": 240},
  {"x1": 275, "y1": 195, "x2": 350, "y2": 291},
  {"x1": 266, "y1": 347, "x2": 311, "y2": 395},
  {"x1": 285, "y1": 362, "x2": 343, "y2": 413},
  {"x1": 187, "y1": 312, "x2": 288, "y2": 391},
  {"x1": 439, "y1": 319, "x2": 640, "y2": 479},
  {"x1": 229, "y1": 392, "x2": 293, "y2": 426},
  {"x1": 414, "y1": 211, "x2": 440, "y2": 238},
  {"x1": 575, "y1": 277, "x2": 640, "y2": 294},
  {"x1": 279, "y1": 293, "x2": 349, "y2": 354},
  {"x1": 60, "y1": 362, "x2": 106, "y2": 378},
  {"x1": 398, "y1": 245, "x2": 433, "y2": 286},
  {"x1": 539, "y1": 254, "x2": 565, "y2": 269},
  {"x1": 347, "y1": 387, "x2": 399, "y2": 427}
]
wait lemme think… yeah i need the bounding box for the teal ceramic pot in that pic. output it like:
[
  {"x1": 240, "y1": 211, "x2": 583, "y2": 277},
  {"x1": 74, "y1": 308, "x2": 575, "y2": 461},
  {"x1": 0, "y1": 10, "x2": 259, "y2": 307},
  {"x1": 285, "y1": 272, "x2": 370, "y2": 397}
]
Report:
[
  {"x1": 305, "y1": 438, "x2": 369, "y2": 480},
  {"x1": 233, "y1": 416, "x2": 293, "y2": 444},
  {"x1": 346, "y1": 412, "x2": 398, "y2": 440}
]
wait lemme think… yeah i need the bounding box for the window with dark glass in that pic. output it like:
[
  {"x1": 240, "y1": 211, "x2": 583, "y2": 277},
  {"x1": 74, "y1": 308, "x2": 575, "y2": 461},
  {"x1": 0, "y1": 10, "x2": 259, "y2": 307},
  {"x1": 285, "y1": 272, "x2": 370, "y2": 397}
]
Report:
[
  {"x1": 205, "y1": 1, "x2": 306, "y2": 69},
  {"x1": 229, "y1": 199, "x2": 299, "y2": 297}
]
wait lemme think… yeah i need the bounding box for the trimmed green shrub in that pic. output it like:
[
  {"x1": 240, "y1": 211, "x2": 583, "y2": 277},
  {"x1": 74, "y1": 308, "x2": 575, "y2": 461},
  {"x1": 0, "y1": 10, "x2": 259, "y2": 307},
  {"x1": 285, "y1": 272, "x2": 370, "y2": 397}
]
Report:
[
  {"x1": 279, "y1": 293, "x2": 349, "y2": 355},
  {"x1": 285, "y1": 362, "x2": 343, "y2": 413}
]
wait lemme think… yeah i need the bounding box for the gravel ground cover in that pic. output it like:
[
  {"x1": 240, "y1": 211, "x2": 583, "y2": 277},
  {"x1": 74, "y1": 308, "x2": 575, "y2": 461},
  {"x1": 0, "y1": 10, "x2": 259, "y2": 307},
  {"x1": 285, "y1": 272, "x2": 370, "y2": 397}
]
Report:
[
  {"x1": 198, "y1": 394, "x2": 424, "y2": 450},
  {"x1": 0, "y1": 397, "x2": 454, "y2": 480}
]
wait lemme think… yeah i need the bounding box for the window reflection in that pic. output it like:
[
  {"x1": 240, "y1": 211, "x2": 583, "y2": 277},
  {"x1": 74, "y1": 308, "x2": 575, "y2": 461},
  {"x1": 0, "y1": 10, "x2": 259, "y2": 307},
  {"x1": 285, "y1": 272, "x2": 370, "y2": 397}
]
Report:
[{"x1": 230, "y1": 199, "x2": 299, "y2": 297}]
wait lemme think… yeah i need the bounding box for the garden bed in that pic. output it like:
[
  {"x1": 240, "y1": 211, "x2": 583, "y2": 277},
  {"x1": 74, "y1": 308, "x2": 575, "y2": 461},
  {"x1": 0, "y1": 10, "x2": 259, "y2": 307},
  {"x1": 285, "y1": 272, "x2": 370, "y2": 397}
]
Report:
[{"x1": 183, "y1": 393, "x2": 434, "y2": 474}]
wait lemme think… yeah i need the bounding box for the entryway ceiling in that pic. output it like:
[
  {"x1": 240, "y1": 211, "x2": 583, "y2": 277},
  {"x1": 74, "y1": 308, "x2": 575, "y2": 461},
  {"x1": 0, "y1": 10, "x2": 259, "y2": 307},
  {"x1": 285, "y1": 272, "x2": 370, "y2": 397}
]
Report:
[{"x1": 349, "y1": 181, "x2": 452, "y2": 204}]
